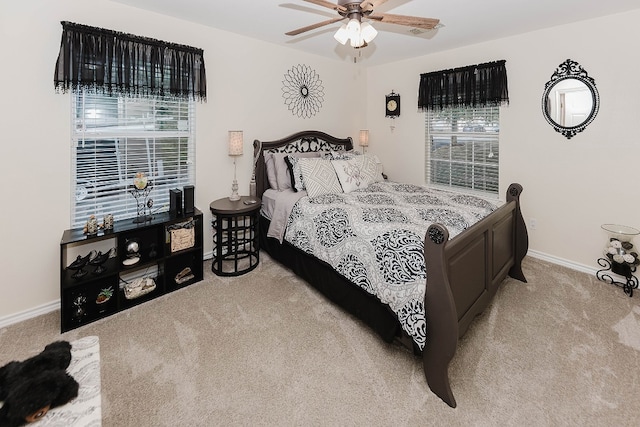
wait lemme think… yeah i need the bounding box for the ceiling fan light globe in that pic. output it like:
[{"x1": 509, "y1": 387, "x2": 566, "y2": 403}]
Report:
[
  {"x1": 334, "y1": 24, "x2": 349, "y2": 45},
  {"x1": 349, "y1": 33, "x2": 365, "y2": 48},
  {"x1": 346, "y1": 18, "x2": 361, "y2": 34},
  {"x1": 360, "y1": 22, "x2": 378, "y2": 43}
]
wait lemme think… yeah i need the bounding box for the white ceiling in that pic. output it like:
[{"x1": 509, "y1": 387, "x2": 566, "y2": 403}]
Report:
[{"x1": 110, "y1": 0, "x2": 640, "y2": 66}]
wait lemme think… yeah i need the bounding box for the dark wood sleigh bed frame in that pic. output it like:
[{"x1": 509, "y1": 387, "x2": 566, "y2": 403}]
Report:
[{"x1": 253, "y1": 130, "x2": 529, "y2": 408}]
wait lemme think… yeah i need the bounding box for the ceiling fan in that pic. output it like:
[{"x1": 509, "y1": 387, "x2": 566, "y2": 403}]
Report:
[{"x1": 285, "y1": 0, "x2": 440, "y2": 48}]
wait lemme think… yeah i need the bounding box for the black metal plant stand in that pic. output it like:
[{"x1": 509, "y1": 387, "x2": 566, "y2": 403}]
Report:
[{"x1": 596, "y1": 258, "x2": 639, "y2": 297}]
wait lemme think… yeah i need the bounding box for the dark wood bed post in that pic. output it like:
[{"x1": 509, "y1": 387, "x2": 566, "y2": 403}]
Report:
[
  {"x1": 422, "y1": 183, "x2": 528, "y2": 408},
  {"x1": 253, "y1": 139, "x2": 265, "y2": 197},
  {"x1": 507, "y1": 183, "x2": 529, "y2": 282},
  {"x1": 423, "y1": 224, "x2": 459, "y2": 408}
]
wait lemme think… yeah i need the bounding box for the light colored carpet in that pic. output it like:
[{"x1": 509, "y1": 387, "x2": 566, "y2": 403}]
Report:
[{"x1": 1, "y1": 254, "x2": 639, "y2": 426}]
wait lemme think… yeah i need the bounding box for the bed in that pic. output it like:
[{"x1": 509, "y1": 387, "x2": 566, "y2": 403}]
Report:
[{"x1": 253, "y1": 130, "x2": 528, "y2": 407}]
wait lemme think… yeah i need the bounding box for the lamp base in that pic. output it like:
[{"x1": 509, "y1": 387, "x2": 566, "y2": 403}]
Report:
[{"x1": 229, "y1": 179, "x2": 240, "y2": 201}]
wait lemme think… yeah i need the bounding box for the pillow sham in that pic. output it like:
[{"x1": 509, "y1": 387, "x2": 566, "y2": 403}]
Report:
[
  {"x1": 323, "y1": 149, "x2": 360, "y2": 161},
  {"x1": 273, "y1": 151, "x2": 320, "y2": 191},
  {"x1": 285, "y1": 152, "x2": 333, "y2": 192},
  {"x1": 298, "y1": 158, "x2": 343, "y2": 198},
  {"x1": 264, "y1": 153, "x2": 278, "y2": 190},
  {"x1": 271, "y1": 152, "x2": 320, "y2": 191},
  {"x1": 370, "y1": 153, "x2": 385, "y2": 183},
  {"x1": 331, "y1": 153, "x2": 381, "y2": 193}
]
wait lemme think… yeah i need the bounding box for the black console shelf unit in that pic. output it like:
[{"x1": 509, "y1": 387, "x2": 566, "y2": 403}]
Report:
[{"x1": 59, "y1": 208, "x2": 203, "y2": 332}]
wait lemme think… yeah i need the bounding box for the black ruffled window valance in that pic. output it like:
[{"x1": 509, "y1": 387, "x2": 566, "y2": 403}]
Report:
[
  {"x1": 54, "y1": 21, "x2": 206, "y2": 101},
  {"x1": 418, "y1": 60, "x2": 508, "y2": 110}
]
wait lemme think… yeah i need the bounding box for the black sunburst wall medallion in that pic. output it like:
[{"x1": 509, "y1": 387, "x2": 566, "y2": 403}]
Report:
[{"x1": 282, "y1": 64, "x2": 325, "y2": 118}]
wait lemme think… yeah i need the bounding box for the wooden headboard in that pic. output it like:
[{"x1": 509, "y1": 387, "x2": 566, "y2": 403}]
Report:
[{"x1": 252, "y1": 130, "x2": 353, "y2": 197}]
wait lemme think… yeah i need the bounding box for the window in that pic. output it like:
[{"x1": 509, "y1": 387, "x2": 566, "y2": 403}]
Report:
[
  {"x1": 72, "y1": 91, "x2": 195, "y2": 227},
  {"x1": 425, "y1": 106, "x2": 499, "y2": 196}
]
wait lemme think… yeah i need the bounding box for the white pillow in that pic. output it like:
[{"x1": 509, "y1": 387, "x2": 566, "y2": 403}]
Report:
[
  {"x1": 325, "y1": 149, "x2": 360, "y2": 160},
  {"x1": 298, "y1": 158, "x2": 343, "y2": 198},
  {"x1": 264, "y1": 153, "x2": 278, "y2": 190},
  {"x1": 370, "y1": 153, "x2": 384, "y2": 183},
  {"x1": 331, "y1": 153, "x2": 382, "y2": 193}
]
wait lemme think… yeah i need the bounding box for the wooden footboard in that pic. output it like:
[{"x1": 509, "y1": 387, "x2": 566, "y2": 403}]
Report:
[{"x1": 422, "y1": 183, "x2": 528, "y2": 407}]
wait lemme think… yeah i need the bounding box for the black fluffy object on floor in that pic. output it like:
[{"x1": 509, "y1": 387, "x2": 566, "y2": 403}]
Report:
[{"x1": 0, "y1": 341, "x2": 79, "y2": 426}]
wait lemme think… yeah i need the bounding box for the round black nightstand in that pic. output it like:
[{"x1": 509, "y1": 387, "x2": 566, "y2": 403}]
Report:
[{"x1": 209, "y1": 196, "x2": 261, "y2": 276}]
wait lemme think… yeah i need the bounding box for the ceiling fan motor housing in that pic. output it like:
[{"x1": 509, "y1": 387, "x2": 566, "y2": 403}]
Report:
[{"x1": 338, "y1": 1, "x2": 373, "y2": 21}]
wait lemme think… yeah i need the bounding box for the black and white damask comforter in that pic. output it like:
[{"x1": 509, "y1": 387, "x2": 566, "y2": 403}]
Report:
[{"x1": 284, "y1": 182, "x2": 502, "y2": 350}]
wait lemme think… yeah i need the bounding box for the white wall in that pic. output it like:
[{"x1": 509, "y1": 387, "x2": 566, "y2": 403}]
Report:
[
  {"x1": 0, "y1": 0, "x2": 365, "y2": 320},
  {"x1": 364, "y1": 9, "x2": 640, "y2": 272}
]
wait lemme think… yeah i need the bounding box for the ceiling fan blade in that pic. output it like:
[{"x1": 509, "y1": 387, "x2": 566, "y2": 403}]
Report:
[
  {"x1": 285, "y1": 17, "x2": 345, "y2": 36},
  {"x1": 360, "y1": 0, "x2": 390, "y2": 12},
  {"x1": 303, "y1": 0, "x2": 347, "y2": 13},
  {"x1": 280, "y1": 3, "x2": 337, "y2": 18},
  {"x1": 368, "y1": 13, "x2": 440, "y2": 30}
]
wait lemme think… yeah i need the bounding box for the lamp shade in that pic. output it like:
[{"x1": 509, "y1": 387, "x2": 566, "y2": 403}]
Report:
[
  {"x1": 359, "y1": 130, "x2": 369, "y2": 147},
  {"x1": 228, "y1": 131, "x2": 243, "y2": 156}
]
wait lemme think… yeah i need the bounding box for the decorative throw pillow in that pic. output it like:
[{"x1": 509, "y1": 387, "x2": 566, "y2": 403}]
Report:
[
  {"x1": 332, "y1": 154, "x2": 381, "y2": 193},
  {"x1": 325, "y1": 149, "x2": 360, "y2": 161},
  {"x1": 298, "y1": 158, "x2": 343, "y2": 198},
  {"x1": 285, "y1": 155, "x2": 306, "y2": 192},
  {"x1": 369, "y1": 153, "x2": 385, "y2": 183},
  {"x1": 271, "y1": 152, "x2": 320, "y2": 191}
]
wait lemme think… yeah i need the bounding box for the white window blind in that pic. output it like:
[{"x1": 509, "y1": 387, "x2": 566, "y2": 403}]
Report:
[
  {"x1": 71, "y1": 91, "x2": 195, "y2": 228},
  {"x1": 425, "y1": 106, "x2": 499, "y2": 196}
]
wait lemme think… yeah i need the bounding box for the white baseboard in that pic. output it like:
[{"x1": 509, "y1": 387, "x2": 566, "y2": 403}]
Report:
[
  {"x1": 0, "y1": 300, "x2": 60, "y2": 330},
  {"x1": 0, "y1": 252, "x2": 215, "y2": 330},
  {"x1": 0, "y1": 250, "x2": 596, "y2": 330},
  {"x1": 526, "y1": 249, "x2": 598, "y2": 276}
]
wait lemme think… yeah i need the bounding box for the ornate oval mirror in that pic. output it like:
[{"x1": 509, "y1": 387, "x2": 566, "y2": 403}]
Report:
[{"x1": 542, "y1": 59, "x2": 599, "y2": 139}]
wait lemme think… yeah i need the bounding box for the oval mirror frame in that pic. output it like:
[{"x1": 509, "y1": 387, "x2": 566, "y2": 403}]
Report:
[{"x1": 542, "y1": 59, "x2": 600, "y2": 139}]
